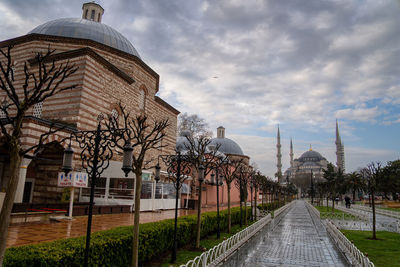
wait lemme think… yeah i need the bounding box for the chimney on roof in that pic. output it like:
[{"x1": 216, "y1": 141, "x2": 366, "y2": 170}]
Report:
[
  {"x1": 82, "y1": 2, "x2": 104, "y2": 23},
  {"x1": 217, "y1": 126, "x2": 225, "y2": 138}
]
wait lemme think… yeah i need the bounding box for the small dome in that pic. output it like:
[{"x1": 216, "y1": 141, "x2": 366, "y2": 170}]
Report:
[
  {"x1": 28, "y1": 18, "x2": 141, "y2": 58},
  {"x1": 176, "y1": 131, "x2": 195, "y2": 152},
  {"x1": 298, "y1": 150, "x2": 325, "y2": 162},
  {"x1": 209, "y1": 137, "x2": 244, "y2": 156}
]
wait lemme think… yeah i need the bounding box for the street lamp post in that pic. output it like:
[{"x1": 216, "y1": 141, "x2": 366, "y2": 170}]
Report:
[
  {"x1": 154, "y1": 151, "x2": 201, "y2": 263},
  {"x1": 210, "y1": 170, "x2": 223, "y2": 239},
  {"x1": 61, "y1": 114, "x2": 131, "y2": 267}
]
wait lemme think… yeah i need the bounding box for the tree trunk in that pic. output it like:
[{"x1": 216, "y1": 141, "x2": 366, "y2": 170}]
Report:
[
  {"x1": 371, "y1": 190, "x2": 376, "y2": 239},
  {"x1": 254, "y1": 187, "x2": 257, "y2": 221},
  {"x1": 353, "y1": 189, "x2": 356, "y2": 202},
  {"x1": 326, "y1": 196, "x2": 329, "y2": 210},
  {"x1": 332, "y1": 195, "x2": 335, "y2": 213},
  {"x1": 132, "y1": 169, "x2": 142, "y2": 267},
  {"x1": 195, "y1": 182, "x2": 202, "y2": 248},
  {"x1": 227, "y1": 184, "x2": 231, "y2": 234},
  {"x1": 0, "y1": 145, "x2": 22, "y2": 266}
]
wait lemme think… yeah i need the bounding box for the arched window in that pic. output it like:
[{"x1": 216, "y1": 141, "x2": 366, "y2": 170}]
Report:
[
  {"x1": 33, "y1": 102, "x2": 43, "y2": 118},
  {"x1": 85, "y1": 9, "x2": 88, "y2": 19},
  {"x1": 91, "y1": 10, "x2": 95, "y2": 20},
  {"x1": 97, "y1": 13, "x2": 101, "y2": 22},
  {"x1": 139, "y1": 88, "x2": 146, "y2": 110}
]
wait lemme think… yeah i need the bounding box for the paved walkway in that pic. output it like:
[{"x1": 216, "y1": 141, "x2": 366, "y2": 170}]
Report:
[
  {"x1": 6, "y1": 205, "x2": 234, "y2": 248},
  {"x1": 244, "y1": 200, "x2": 349, "y2": 267}
]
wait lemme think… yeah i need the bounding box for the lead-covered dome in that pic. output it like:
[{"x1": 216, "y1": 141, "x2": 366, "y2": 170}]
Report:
[
  {"x1": 209, "y1": 126, "x2": 244, "y2": 156},
  {"x1": 298, "y1": 150, "x2": 325, "y2": 162},
  {"x1": 28, "y1": 18, "x2": 141, "y2": 58}
]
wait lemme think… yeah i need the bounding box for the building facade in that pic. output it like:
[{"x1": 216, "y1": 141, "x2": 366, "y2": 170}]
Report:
[{"x1": 0, "y1": 2, "x2": 178, "y2": 211}]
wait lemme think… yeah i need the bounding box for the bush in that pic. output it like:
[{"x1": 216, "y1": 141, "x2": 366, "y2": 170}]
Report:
[{"x1": 4, "y1": 206, "x2": 251, "y2": 266}]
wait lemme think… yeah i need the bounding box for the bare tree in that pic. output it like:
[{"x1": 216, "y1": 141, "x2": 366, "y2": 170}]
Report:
[
  {"x1": 235, "y1": 163, "x2": 250, "y2": 226},
  {"x1": 177, "y1": 112, "x2": 211, "y2": 137},
  {"x1": 106, "y1": 103, "x2": 169, "y2": 267},
  {"x1": 0, "y1": 45, "x2": 78, "y2": 265},
  {"x1": 181, "y1": 134, "x2": 221, "y2": 248},
  {"x1": 219, "y1": 157, "x2": 243, "y2": 233},
  {"x1": 363, "y1": 162, "x2": 383, "y2": 240}
]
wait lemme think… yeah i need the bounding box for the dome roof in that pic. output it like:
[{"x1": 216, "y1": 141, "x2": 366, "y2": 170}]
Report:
[
  {"x1": 176, "y1": 131, "x2": 193, "y2": 152},
  {"x1": 28, "y1": 18, "x2": 141, "y2": 58},
  {"x1": 209, "y1": 137, "x2": 244, "y2": 156},
  {"x1": 298, "y1": 150, "x2": 325, "y2": 162}
]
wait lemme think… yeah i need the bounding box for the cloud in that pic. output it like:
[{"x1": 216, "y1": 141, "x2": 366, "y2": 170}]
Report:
[{"x1": 1, "y1": 0, "x2": 399, "y2": 177}]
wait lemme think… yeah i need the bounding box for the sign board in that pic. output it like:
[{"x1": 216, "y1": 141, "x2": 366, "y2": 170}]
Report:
[
  {"x1": 58, "y1": 172, "x2": 88, "y2": 188},
  {"x1": 142, "y1": 172, "x2": 152, "y2": 181}
]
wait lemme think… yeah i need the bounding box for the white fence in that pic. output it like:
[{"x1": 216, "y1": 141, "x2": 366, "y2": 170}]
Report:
[
  {"x1": 351, "y1": 204, "x2": 400, "y2": 220},
  {"x1": 325, "y1": 220, "x2": 375, "y2": 267},
  {"x1": 307, "y1": 202, "x2": 375, "y2": 267},
  {"x1": 180, "y1": 202, "x2": 293, "y2": 267}
]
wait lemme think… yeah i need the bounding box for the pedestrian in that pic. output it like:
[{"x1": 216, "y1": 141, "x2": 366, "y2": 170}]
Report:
[{"x1": 345, "y1": 196, "x2": 351, "y2": 208}]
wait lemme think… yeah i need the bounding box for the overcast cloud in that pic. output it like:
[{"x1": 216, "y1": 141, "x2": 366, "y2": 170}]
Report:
[{"x1": 1, "y1": 0, "x2": 399, "y2": 177}]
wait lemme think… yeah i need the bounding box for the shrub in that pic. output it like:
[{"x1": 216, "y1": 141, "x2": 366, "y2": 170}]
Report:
[
  {"x1": 4, "y1": 206, "x2": 251, "y2": 266},
  {"x1": 257, "y1": 201, "x2": 286, "y2": 211}
]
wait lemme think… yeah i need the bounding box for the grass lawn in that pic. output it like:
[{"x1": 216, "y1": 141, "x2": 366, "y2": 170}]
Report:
[
  {"x1": 313, "y1": 205, "x2": 360, "y2": 220},
  {"x1": 380, "y1": 207, "x2": 400, "y2": 213},
  {"x1": 341, "y1": 230, "x2": 400, "y2": 267},
  {"x1": 152, "y1": 223, "x2": 253, "y2": 267}
]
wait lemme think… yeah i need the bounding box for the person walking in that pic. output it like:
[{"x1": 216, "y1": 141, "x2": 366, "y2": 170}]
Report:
[{"x1": 345, "y1": 196, "x2": 351, "y2": 208}]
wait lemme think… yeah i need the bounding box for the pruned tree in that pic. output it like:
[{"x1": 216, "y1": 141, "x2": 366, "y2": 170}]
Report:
[
  {"x1": 234, "y1": 163, "x2": 250, "y2": 226},
  {"x1": 0, "y1": 45, "x2": 78, "y2": 265},
  {"x1": 219, "y1": 157, "x2": 243, "y2": 233},
  {"x1": 181, "y1": 134, "x2": 222, "y2": 248},
  {"x1": 363, "y1": 162, "x2": 383, "y2": 240},
  {"x1": 177, "y1": 112, "x2": 211, "y2": 138},
  {"x1": 106, "y1": 103, "x2": 169, "y2": 267}
]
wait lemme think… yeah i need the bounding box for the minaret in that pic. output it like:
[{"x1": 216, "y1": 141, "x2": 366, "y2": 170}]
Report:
[
  {"x1": 276, "y1": 125, "x2": 282, "y2": 182},
  {"x1": 335, "y1": 120, "x2": 345, "y2": 171},
  {"x1": 290, "y1": 138, "x2": 294, "y2": 168}
]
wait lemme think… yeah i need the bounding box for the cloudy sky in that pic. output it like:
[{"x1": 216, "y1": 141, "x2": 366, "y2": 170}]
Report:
[{"x1": 1, "y1": 0, "x2": 399, "y2": 178}]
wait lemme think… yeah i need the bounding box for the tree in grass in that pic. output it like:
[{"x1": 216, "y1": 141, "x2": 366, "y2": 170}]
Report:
[
  {"x1": 106, "y1": 103, "x2": 169, "y2": 267},
  {"x1": 234, "y1": 163, "x2": 250, "y2": 226},
  {"x1": 0, "y1": 45, "x2": 78, "y2": 265},
  {"x1": 344, "y1": 171, "x2": 364, "y2": 202},
  {"x1": 362, "y1": 162, "x2": 383, "y2": 240}
]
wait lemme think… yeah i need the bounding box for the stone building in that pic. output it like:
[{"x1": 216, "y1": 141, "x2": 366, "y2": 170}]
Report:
[
  {"x1": 281, "y1": 122, "x2": 345, "y2": 183},
  {"x1": 0, "y1": 2, "x2": 178, "y2": 211}
]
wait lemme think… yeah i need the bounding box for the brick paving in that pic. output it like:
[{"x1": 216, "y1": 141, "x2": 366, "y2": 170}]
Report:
[
  {"x1": 6, "y1": 205, "x2": 235, "y2": 248},
  {"x1": 244, "y1": 200, "x2": 349, "y2": 267}
]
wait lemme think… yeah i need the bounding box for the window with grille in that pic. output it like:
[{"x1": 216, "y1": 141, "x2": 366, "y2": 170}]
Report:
[
  {"x1": 33, "y1": 102, "x2": 43, "y2": 118},
  {"x1": 0, "y1": 110, "x2": 6, "y2": 119},
  {"x1": 111, "y1": 108, "x2": 119, "y2": 124},
  {"x1": 139, "y1": 89, "x2": 145, "y2": 110}
]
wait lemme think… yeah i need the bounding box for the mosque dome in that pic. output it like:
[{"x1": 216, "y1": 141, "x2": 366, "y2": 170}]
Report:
[
  {"x1": 28, "y1": 3, "x2": 141, "y2": 58},
  {"x1": 209, "y1": 126, "x2": 244, "y2": 156},
  {"x1": 298, "y1": 150, "x2": 325, "y2": 162},
  {"x1": 176, "y1": 130, "x2": 194, "y2": 152}
]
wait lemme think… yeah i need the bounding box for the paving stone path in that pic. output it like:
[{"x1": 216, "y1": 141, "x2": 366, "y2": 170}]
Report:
[{"x1": 244, "y1": 200, "x2": 349, "y2": 267}]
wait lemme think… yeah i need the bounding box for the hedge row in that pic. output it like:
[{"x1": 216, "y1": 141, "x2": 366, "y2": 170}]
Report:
[{"x1": 4, "y1": 206, "x2": 251, "y2": 266}]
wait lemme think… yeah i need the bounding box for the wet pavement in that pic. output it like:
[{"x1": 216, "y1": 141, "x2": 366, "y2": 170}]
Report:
[
  {"x1": 6, "y1": 205, "x2": 235, "y2": 248},
  {"x1": 244, "y1": 200, "x2": 349, "y2": 267}
]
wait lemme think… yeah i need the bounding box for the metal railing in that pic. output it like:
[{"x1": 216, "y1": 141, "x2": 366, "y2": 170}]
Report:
[
  {"x1": 180, "y1": 202, "x2": 293, "y2": 267},
  {"x1": 326, "y1": 220, "x2": 375, "y2": 267},
  {"x1": 351, "y1": 204, "x2": 400, "y2": 220}
]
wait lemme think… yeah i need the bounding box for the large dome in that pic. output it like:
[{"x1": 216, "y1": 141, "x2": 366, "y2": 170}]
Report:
[
  {"x1": 28, "y1": 18, "x2": 141, "y2": 58},
  {"x1": 298, "y1": 150, "x2": 325, "y2": 162},
  {"x1": 209, "y1": 137, "x2": 244, "y2": 156}
]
